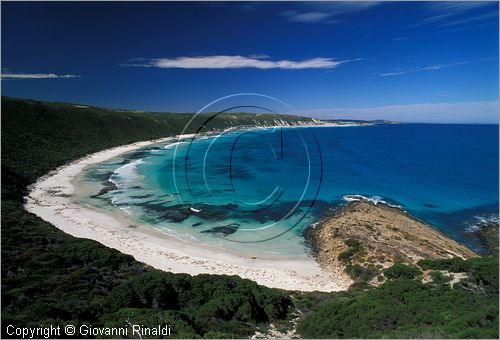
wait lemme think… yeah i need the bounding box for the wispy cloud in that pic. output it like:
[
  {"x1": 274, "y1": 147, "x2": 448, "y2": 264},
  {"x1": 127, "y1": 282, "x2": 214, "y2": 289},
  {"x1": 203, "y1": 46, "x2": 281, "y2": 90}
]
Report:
[
  {"x1": 379, "y1": 62, "x2": 469, "y2": 77},
  {"x1": 441, "y1": 11, "x2": 498, "y2": 27},
  {"x1": 123, "y1": 55, "x2": 355, "y2": 70},
  {"x1": 280, "y1": 1, "x2": 382, "y2": 24},
  {"x1": 280, "y1": 10, "x2": 339, "y2": 24},
  {"x1": 1, "y1": 72, "x2": 80, "y2": 79},
  {"x1": 294, "y1": 101, "x2": 499, "y2": 124},
  {"x1": 408, "y1": 1, "x2": 498, "y2": 28}
]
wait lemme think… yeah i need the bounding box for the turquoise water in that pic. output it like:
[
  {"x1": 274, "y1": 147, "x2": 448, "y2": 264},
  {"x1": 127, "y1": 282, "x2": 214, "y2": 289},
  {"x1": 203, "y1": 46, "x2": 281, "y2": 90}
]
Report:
[{"x1": 78, "y1": 124, "x2": 499, "y2": 256}]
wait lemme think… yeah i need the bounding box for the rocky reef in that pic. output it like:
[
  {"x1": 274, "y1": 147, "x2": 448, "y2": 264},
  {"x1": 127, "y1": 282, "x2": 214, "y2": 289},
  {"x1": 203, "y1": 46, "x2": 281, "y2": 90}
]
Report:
[{"x1": 475, "y1": 221, "x2": 499, "y2": 255}]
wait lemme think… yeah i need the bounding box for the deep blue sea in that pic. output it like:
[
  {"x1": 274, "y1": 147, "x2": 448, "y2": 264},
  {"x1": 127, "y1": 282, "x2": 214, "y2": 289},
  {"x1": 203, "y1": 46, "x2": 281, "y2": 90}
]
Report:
[{"x1": 79, "y1": 124, "x2": 499, "y2": 256}]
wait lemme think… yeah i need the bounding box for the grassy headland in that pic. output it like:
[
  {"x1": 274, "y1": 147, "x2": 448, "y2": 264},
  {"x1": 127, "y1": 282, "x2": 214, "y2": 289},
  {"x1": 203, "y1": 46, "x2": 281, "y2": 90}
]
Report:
[{"x1": 1, "y1": 96, "x2": 498, "y2": 338}]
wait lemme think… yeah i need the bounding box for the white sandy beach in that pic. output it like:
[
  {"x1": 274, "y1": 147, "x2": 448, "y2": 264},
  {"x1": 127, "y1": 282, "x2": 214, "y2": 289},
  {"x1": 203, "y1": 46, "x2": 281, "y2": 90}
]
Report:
[{"x1": 25, "y1": 134, "x2": 351, "y2": 292}]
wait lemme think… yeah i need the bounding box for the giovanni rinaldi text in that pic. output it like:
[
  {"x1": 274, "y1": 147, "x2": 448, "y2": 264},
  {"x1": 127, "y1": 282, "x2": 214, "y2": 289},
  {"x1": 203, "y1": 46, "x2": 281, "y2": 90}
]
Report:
[{"x1": 6, "y1": 324, "x2": 172, "y2": 338}]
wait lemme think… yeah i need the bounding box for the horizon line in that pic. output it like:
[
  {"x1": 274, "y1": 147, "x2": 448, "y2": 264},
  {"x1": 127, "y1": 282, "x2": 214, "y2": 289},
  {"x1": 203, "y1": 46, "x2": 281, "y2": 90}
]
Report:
[{"x1": 2, "y1": 95, "x2": 498, "y2": 125}]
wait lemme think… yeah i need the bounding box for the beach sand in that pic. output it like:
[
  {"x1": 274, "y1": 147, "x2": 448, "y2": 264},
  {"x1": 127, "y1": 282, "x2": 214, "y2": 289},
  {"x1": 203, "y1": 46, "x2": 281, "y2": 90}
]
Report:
[{"x1": 25, "y1": 135, "x2": 351, "y2": 292}]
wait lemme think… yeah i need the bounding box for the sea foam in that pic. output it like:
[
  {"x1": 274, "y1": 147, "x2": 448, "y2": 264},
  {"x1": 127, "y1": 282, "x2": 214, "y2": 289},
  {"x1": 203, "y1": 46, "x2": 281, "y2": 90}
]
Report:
[
  {"x1": 342, "y1": 194, "x2": 404, "y2": 209},
  {"x1": 465, "y1": 214, "x2": 499, "y2": 233}
]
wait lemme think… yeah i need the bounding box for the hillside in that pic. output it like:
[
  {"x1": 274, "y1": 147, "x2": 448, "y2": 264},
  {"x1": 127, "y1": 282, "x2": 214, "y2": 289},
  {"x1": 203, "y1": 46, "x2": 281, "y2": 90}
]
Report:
[
  {"x1": 1, "y1": 96, "x2": 295, "y2": 338},
  {"x1": 1, "y1": 96, "x2": 374, "y2": 184}
]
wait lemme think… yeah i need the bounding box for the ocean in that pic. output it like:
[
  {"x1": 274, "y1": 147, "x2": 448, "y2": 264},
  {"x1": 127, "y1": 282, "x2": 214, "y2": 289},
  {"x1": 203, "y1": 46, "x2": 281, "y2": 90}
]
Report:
[{"x1": 77, "y1": 124, "x2": 499, "y2": 256}]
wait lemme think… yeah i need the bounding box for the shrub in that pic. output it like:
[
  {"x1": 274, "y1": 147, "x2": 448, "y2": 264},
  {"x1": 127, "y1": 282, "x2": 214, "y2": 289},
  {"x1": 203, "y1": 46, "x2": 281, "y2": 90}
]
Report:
[
  {"x1": 338, "y1": 238, "x2": 363, "y2": 263},
  {"x1": 429, "y1": 271, "x2": 452, "y2": 285},
  {"x1": 384, "y1": 263, "x2": 423, "y2": 280},
  {"x1": 417, "y1": 257, "x2": 469, "y2": 272}
]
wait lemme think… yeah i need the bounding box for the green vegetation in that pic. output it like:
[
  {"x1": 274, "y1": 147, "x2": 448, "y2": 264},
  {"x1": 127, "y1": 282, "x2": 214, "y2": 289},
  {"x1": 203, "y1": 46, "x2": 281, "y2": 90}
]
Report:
[
  {"x1": 418, "y1": 257, "x2": 471, "y2": 272},
  {"x1": 298, "y1": 260, "x2": 498, "y2": 338},
  {"x1": 1, "y1": 97, "x2": 498, "y2": 338},
  {"x1": 338, "y1": 238, "x2": 364, "y2": 263},
  {"x1": 337, "y1": 238, "x2": 381, "y2": 285},
  {"x1": 429, "y1": 271, "x2": 452, "y2": 285},
  {"x1": 1, "y1": 96, "x2": 333, "y2": 183},
  {"x1": 1, "y1": 97, "x2": 294, "y2": 338},
  {"x1": 2, "y1": 197, "x2": 291, "y2": 338},
  {"x1": 383, "y1": 263, "x2": 422, "y2": 280}
]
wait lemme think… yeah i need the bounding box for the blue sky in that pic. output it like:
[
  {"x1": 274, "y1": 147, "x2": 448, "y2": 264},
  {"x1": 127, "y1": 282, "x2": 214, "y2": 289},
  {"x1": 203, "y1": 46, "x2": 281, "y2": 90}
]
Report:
[{"x1": 1, "y1": 1, "x2": 499, "y2": 123}]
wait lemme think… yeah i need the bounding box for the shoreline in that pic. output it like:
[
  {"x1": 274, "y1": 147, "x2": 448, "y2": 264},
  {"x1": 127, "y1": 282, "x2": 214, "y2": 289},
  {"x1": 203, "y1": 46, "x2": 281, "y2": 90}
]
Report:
[{"x1": 24, "y1": 133, "x2": 352, "y2": 292}]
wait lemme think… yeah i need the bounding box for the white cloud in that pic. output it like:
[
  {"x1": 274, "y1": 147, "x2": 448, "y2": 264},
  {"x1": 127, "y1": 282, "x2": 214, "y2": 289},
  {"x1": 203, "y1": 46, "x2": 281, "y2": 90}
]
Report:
[
  {"x1": 379, "y1": 62, "x2": 469, "y2": 77},
  {"x1": 124, "y1": 55, "x2": 352, "y2": 69},
  {"x1": 294, "y1": 101, "x2": 499, "y2": 124},
  {"x1": 1, "y1": 73, "x2": 80, "y2": 79},
  {"x1": 281, "y1": 1, "x2": 381, "y2": 24},
  {"x1": 408, "y1": 1, "x2": 497, "y2": 28},
  {"x1": 281, "y1": 10, "x2": 338, "y2": 24},
  {"x1": 427, "y1": 1, "x2": 494, "y2": 16},
  {"x1": 441, "y1": 11, "x2": 498, "y2": 27}
]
